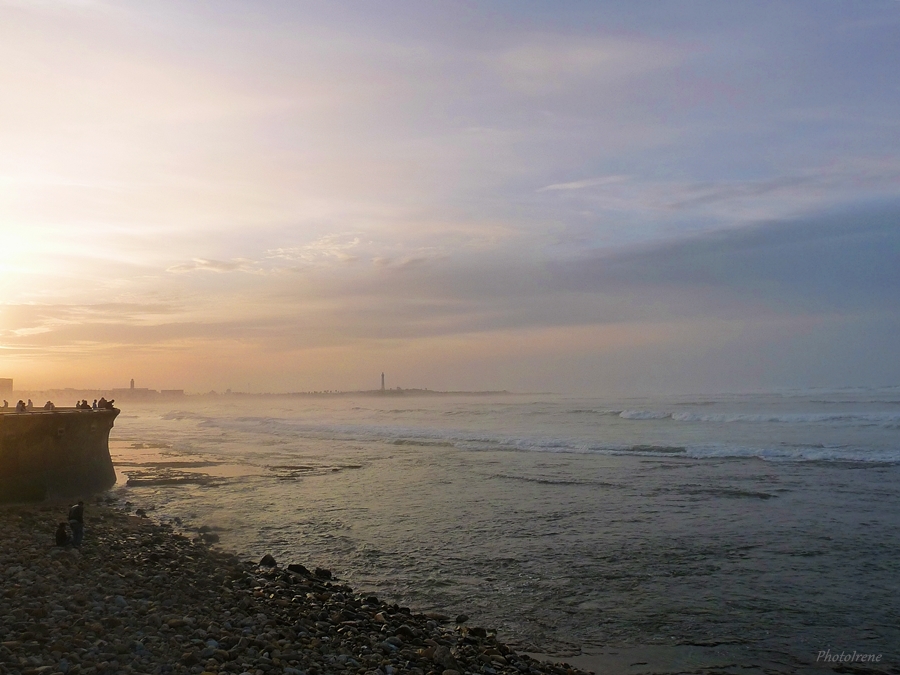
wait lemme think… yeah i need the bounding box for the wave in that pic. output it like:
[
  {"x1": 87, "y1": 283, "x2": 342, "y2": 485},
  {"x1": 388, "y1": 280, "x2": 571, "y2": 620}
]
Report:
[
  {"x1": 267, "y1": 464, "x2": 362, "y2": 479},
  {"x1": 151, "y1": 409, "x2": 900, "y2": 465},
  {"x1": 673, "y1": 411, "x2": 900, "y2": 424},
  {"x1": 619, "y1": 410, "x2": 672, "y2": 420},
  {"x1": 655, "y1": 486, "x2": 777, "y2": 500},
  {"x1": 613, "y1": 409, "x2": 900, "y2": 427},
  {"x1": 489, "y1": 473, "x2": 621, "y2": 488},
  {"x1": 467, "y1": 438, "x2": 899, "y2": 464},
  {"x1": 391, "y1": 439, "x2": 456, "y2": 447},
  {"x1": 160, "y1": 410, "x2": 214, "y2": 422}
]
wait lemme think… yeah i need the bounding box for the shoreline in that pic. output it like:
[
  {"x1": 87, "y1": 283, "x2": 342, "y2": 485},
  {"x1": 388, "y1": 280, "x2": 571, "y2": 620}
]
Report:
[{"x1": 0, "y1": 498, "x2": 591, "y2": 675}]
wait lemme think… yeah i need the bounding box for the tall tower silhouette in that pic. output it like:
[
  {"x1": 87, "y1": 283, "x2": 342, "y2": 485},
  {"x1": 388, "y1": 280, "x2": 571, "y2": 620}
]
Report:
[{"x1": 381, "y1": 373, "x2": 385, "y2": 391}]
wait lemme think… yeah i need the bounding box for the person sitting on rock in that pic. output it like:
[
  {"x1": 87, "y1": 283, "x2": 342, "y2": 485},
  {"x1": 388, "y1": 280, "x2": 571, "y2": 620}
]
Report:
[
  {"x1": 97, "y1": 397, "x2": 108, "y2": 409},
  {"x1": 55, "y1": 522, "x2": 70, "y2": 547},
  {"x1": 92, "y1": 399, "x2": 98, "y2": 410},
  {"x1": 43, "y1": 401, "x2": 55, "y2": 410},
  {"x1": 26, "y1": 399, "x2": 33, "y2": 411},
  {"x1": 1, "y1": 400, "x2": 7, "y2": 408},
  {"x1": 15, "y1": 400, "x2": 25, "y2": 412},
  {"x1": 68, "y1": 501, "x2": 85, "y2": 547}
]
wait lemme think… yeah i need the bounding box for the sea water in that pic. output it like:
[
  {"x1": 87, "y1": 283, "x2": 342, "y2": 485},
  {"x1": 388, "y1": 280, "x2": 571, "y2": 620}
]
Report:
[{"x1": 109, "y1": 389, "x2": 900, "y2": 673}]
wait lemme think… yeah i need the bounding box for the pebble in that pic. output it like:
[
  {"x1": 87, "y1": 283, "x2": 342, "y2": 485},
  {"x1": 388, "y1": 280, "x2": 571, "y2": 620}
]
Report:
[{"x1": 0, "y1": 501, "x2": 590, "y2": 675}]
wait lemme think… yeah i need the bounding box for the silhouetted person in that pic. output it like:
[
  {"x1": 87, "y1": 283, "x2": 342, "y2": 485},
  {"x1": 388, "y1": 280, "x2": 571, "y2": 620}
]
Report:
[
  {"x1": 55, "y1": 522, "x2": 70, "y2": 547},
  {"x1": 15, "y1": 400, "x2": 25, "y2": 412},
  {"x1": 1, "y1": 400, "x2": 7, "y2": 409},
  {"x1": 26, "y1": 399, "x2": 33, "y2": 411},
  {"x1": 68, "y1": 501, "x2": 84, "y2": 547},
  {"x1": 43, "y1": 401, "x2": 54, "y2": 410},
  {"x1": 92, "y1": 399, "x2": 98, "y2": 410}
]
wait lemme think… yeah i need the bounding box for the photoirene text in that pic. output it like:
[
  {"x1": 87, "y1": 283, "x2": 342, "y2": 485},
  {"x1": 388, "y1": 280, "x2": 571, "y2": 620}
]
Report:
[{"x1": 817, "y1": 650, "x2": 882, "y2": 664}]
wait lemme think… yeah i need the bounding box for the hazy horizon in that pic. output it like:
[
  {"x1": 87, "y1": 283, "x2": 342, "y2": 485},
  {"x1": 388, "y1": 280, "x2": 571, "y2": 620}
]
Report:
[{"x1": 2, "y1": 1, "x2": 899, "y2": 395}]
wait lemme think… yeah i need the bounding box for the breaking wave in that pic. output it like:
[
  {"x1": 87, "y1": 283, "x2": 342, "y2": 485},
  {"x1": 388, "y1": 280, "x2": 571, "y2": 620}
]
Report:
[{"x1": 614, "y1": 409, "x2": 900, "y2": 427}]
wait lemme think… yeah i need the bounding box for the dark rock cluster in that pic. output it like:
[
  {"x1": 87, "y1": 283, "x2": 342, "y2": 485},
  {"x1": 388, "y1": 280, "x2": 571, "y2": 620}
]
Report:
[{"x1": 0, "y1": 502, "x2": 589, "y2": 675}]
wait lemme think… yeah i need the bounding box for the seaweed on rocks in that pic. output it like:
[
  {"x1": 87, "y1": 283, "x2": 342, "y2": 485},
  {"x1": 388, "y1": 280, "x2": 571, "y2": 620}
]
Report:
[{"x1": 0, "y1": 502, "x2": 591, "y2": 675}]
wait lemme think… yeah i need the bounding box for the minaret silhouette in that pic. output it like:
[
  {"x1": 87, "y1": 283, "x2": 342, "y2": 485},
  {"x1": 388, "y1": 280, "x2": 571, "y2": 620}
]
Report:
[{"x1": 381, "y1": 373, "x2": 385, "y2": 391}]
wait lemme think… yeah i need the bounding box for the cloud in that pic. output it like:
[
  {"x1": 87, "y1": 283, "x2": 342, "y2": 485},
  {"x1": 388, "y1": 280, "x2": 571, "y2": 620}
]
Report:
[
  {"x1": 4, "y1": 202, "x2": 900, "y2": 393},
  {"x1": 6, "y1": 201, "x2": 899, "y2": 359},
  {"x1": 0, "y1": 0, "x2": 109, "y2": 11},
  {"x1": 0, "y1": 301, "x2": 181, "y2": 331},
  {"x1": 166, "y1": 258, "x2": 260, "y2": 274},
  {"x1": 267, "y1": 235, "x2": 362, "y2": 265},
  {"x1": 538, "y1": 175, "x2": 631, "y2": 192},
  {"x1": 661, "y1": 160, "x2": 900, "y2": 213},
  {"x1": 552, "y1": 201, "x2": 900, "y2": 315},
  {"x1": 490, "y1": 34, "x2": 679, "y2": 96},
  {"x1": 533, "y1": 159, "x2": 900, "y2": 242}
]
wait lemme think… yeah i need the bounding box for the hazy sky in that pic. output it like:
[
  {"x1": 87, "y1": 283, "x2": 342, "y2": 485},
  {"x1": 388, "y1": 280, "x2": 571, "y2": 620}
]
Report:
[{"x1": 1, "y1": 1, "x2": 899, "y2": 394}]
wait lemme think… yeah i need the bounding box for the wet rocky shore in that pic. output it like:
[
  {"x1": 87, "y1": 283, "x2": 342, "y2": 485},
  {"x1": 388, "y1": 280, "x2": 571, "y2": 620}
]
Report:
[{"x1": 0, "y1": 501, "x2": 590, "y2": 675}]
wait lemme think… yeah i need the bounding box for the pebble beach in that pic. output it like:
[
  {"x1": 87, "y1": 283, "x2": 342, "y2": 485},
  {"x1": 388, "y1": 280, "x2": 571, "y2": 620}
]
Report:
[{"x1": 0, "y1": 500, "x2": 589, "y2": 675}]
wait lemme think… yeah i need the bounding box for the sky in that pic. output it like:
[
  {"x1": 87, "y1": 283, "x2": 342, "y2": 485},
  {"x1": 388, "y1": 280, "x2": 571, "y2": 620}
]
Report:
[{"x1": 1, "y1": 0, "x2": 899, "y2": 394}]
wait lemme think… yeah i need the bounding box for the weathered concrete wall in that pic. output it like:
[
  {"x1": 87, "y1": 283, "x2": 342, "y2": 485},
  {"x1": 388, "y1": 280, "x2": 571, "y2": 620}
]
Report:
[{"x1": 0, "y1": 409, "x2": 118, "y2": 503}]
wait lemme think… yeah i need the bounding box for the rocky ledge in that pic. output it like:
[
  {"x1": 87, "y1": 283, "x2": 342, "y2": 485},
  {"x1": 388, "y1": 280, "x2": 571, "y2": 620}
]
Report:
[{"x1": 0, "y1": 501, "x2": 589, "y2": 675}]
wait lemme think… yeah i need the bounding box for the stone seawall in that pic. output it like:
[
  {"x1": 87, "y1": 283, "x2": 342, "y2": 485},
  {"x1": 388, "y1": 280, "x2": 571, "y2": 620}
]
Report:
[{"x1": 0, "y1": 408, "x2": 118, "y2": 503}]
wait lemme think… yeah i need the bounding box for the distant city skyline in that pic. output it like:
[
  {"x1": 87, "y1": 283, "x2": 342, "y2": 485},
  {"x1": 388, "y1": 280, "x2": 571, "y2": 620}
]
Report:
[{"x1": 1, "y1": 1, "x2": 899, "y2": 395}]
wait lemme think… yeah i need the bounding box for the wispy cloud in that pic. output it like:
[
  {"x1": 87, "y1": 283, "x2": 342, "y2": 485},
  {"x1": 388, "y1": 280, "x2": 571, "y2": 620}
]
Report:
[
  {"x1": 490, "y1": 35, "x2": 679, "y2": 96},
  {"x1": 166, "y1": 259, "x2": 261, "y2": 274},
  {"x1": 267, "y1": 235, "x2": 362, "y2": 265},
  {"x1": 538, "y1": 175, "x2": 631, "y2": 192},
  {"x1": 536, "y1": 159, "x2": 900, "y2": 236}
]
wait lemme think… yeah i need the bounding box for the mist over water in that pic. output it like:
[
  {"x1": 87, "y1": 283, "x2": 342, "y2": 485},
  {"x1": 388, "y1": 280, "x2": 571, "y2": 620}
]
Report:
[{"x1": 110, "y1": 391, "x2": 900, "y2": 672}]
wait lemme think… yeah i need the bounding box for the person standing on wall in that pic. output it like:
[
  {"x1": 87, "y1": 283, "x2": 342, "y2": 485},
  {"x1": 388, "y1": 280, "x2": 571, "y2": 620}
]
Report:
[{"x1": 68, "y1": 501, "x2": 85, "y2": 547}]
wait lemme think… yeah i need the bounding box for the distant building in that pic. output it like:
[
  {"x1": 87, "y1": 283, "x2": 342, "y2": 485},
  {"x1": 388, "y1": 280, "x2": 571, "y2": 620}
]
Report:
[
  {"x1": 0, "y1": 379, "x2": 11, "y2": 393},
  {"x1": 160, "y1": 390, "x2": 185, "y2": 397},
  {"x1": 112, "y1": 387, "x2": 155, "y2": 399},
  {"x1": 381, "y1": 373, "x2": 385, "y2": 391}
]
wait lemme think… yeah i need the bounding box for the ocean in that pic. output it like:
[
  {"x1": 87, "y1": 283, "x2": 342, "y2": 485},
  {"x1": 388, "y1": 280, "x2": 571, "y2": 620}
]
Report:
[{"x1": 108, "y1": 389, "x2": 900, "y2": 673}]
